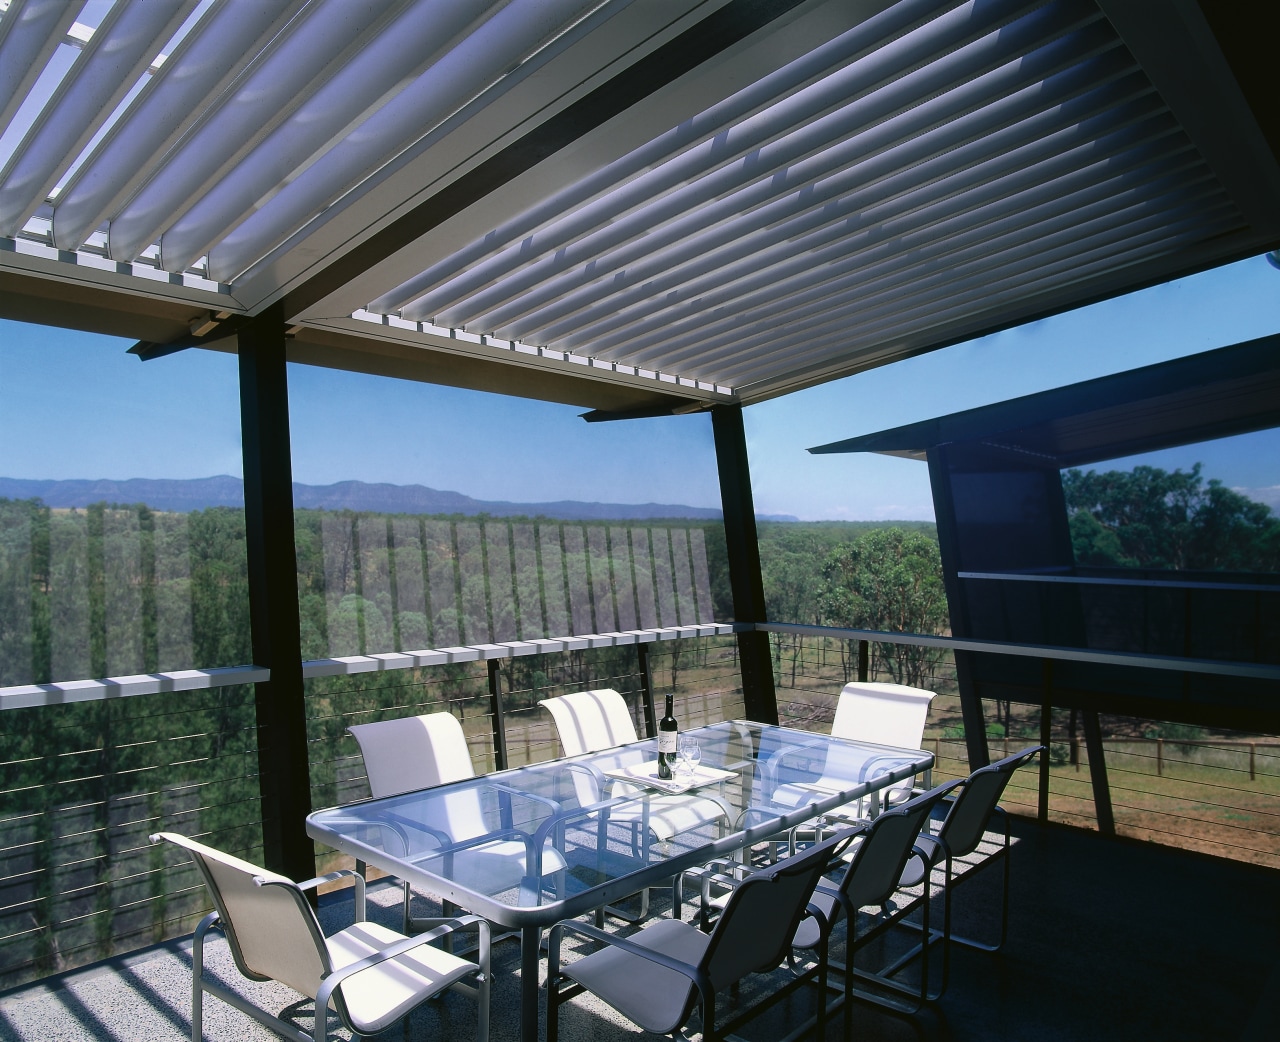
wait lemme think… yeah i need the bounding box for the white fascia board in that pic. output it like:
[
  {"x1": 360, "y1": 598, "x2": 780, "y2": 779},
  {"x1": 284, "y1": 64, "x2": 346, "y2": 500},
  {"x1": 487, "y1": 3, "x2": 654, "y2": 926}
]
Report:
[
  {"x1": 1, "y1": 235, "x2": 240, "y2": 310},
  {"x1": 0, "y1": 665, "x2": 269, "y2": 711},
  {"x1": 303, "y1": 313, "x2": 733, "y2": 402},
  {"x1": 437, "y1": 646, "x2": 483, "y2": 663}
]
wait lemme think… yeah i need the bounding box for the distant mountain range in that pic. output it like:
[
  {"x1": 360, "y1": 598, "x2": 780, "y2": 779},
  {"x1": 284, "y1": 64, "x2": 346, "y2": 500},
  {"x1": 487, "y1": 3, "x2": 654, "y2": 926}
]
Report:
[{"x1": 0, "y1": 475, "x2": 799, "y2": 522}]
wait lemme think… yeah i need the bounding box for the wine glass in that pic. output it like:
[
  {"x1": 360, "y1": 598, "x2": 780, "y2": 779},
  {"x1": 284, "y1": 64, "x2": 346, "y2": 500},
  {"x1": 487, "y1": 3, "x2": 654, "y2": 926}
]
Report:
[{"x1": 678, "y1": 735, "x2": 701, "y2": 781}]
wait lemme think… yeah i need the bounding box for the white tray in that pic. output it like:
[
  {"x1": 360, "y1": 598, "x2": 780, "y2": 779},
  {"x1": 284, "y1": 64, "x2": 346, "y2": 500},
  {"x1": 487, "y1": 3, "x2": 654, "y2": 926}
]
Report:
[{"x1": 604, "y1": 760, "x2": 736, "y2": 795}]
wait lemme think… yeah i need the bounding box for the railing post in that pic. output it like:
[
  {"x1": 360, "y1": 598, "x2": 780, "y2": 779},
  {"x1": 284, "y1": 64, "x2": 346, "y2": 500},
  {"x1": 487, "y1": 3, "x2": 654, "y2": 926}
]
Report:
[
  {"x1": 488, "y1": 659, "x2": 508, "y2": 770},
  {"x1": 857, "y1": 639, "x2": 869, "y2": 683},
  {"x1": 638, "y1": 641, "x2": 657, "y2": 737},
  {"x1": 1082, "y1": 710, "x2": 1115, "y2": 836},
  {"x1": 1039, "y1": 659, "x2": 1052, "y2": 825},
  {"x1": 1249, "y1": 742, "x2": 1256, "y2": 781}
]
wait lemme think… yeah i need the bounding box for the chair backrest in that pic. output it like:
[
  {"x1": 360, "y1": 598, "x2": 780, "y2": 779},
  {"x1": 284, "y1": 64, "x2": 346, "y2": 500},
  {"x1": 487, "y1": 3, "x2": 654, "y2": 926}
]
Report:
[
  {"x1": 831, "y1": 681, "x2": 936, "y2": 749},
  {"x1": 937, "y1": 745, "x2": 1043, "y2": 858},
  {"x1": 702, "y1": 828, "x2": 855, "y2": 994},
  {"x1": 348, "y1": 711, "x2": 476, "y2": 796},
  {"x1": 539, "y1": 688, "x2": 639, "y2": 756},
  {"x1": 348, "y1": 711, "x2": 488, "y2": 842},
  {"x1": 153, "y1": 832, "x2": 328, "y2": 1001},
  {"x1": 840, "y1": 781, "x2": 955, "y2": 911}
]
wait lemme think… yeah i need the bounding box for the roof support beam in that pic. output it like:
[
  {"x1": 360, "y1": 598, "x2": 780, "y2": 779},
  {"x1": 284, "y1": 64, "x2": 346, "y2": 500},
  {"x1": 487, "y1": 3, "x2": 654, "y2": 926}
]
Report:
[
  {"x1": 238, "y1": 303, "x2": 312, "y2": 882},
  {"x1": 712, "y1": 404, "x2": 776, "y2": 724}
]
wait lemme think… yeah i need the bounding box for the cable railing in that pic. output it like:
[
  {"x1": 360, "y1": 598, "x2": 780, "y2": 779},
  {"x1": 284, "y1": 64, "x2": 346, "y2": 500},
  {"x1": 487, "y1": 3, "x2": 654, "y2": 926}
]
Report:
[
  {"x1": 764, "y1": 630, "x2": 1280, "y2": 870},
  {"x1": 0, "y1": 682, "x2": 263, "y2": 989},
  {"x1": 2, "y1": 619, "x2": 1275, "y2": 992}
]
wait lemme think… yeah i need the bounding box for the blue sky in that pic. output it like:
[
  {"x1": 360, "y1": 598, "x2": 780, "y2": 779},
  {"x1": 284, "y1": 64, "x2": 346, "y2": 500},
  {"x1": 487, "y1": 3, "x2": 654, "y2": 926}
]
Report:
[{"x1": 2, "y1": 253, "x2": 1278, "y2": 520}]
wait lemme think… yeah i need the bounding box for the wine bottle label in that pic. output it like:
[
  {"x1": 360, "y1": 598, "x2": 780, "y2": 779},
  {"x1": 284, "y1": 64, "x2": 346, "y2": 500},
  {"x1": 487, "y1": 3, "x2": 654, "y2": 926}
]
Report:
[{"x1": 658, "y1": 731, "x2": 677, "y2": 753}]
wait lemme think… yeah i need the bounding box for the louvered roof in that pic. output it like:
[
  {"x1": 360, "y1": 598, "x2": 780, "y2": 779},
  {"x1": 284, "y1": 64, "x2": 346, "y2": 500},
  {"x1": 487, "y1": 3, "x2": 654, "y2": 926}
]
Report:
[{"x1": 2, "y1": 0, "x2": 1278, "y2": 413}]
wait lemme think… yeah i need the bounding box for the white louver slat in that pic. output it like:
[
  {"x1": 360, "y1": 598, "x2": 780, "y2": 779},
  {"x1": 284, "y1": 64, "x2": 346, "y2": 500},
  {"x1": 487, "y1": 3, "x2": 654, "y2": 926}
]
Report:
[
  {"x1": 0, "y1": 0, "x2": 197, "y2": 237},
  {"x1": 50, "y1": 0, "x2": 299, "y2": 254},
  {"x1": 203, "y1": 0, "x2": 610, "y2": 285},
  {"x1": 594, "y1": 117, "x2": 1201, "y2": 369},
  {"x1": 0, "y1": 0, "x2": 80, "y2": 139},
  {"x1": 357, "y1": 0, "x2": 1247, "y2": 399},
  {"x1": 409, "y1": 0, "x2": 1092, "y2": 335},
  {"x1": 112, "y1": 0, "x2": 407, "y2": 269}
]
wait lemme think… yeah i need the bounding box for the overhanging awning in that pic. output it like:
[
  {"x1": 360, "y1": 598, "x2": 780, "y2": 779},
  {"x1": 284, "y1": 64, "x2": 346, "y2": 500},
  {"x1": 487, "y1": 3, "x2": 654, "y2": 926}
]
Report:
[{"x1": 808, "y1": 332, "x2": 1280, "y2": 466}]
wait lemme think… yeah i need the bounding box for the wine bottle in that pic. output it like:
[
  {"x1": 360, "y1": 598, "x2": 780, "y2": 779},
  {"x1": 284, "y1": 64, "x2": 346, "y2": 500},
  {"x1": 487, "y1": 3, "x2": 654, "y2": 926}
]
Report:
[{"x1": 657, "y1": 694, "x2": 678, "y2": 780}]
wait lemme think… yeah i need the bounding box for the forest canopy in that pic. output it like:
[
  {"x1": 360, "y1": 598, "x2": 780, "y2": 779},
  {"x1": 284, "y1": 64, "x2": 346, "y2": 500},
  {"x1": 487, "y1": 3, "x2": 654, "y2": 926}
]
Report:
[{"x1": 1063, "y1": 463, "x2": 1279, "y2": 572}]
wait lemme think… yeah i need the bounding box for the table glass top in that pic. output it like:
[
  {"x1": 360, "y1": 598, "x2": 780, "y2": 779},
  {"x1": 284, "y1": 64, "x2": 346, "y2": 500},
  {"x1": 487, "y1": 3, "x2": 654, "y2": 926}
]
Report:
[{"x1": 307, "y1": 719, "x2": 932, "y2": 924}]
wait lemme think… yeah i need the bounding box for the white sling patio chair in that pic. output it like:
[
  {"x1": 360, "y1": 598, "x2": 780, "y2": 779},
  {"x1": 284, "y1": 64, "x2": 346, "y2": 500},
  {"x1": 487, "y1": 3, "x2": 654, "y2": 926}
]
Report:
[
  {"x1": 896, "y1": 744, "x2": 1044, "y2": 996},
  {"x1": 539, "y1": 689, "x2": 729, "y2": 842},
  {"x1": 547, "y1": 827, "x2": 856, "y2": 1042},
  {"x1": 152, "y1": 831, "x2": 489, "y2": 1042},
  {"x1": 772, "y1": 682, "x2": 937, "y2": 835},
  {"x1": 539, "y1": 689, "x2": 728, "y2": 919},
  {"x1": 788, "y1": 780, "x2": 957, "y2": 1023},
  {"x1": 348, "y1": 711, "x2": 567, "y2": 931}
]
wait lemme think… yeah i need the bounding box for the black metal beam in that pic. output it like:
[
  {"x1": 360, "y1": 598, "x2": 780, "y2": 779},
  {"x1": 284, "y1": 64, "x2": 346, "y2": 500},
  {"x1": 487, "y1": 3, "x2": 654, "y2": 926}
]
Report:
[
  {"x1": 238, "y1": 303, "x2": 313, "y2": 881},
  {"x1": 711, "y1": 404, "x2": 776, "y2": 724},
  {"x1": 581, "y1": 402, "x2": 704, "y2": 423},
  {"x1": 1082, "y1": 710, "x2": 1116, "y2": 835},
  {"x1": 638, "y1": 641, "x2": 657, "y2": 738},
  {"x1": 488, "y1": 659, "x2": 509, "y2": 771},
  {"x1": 1040, "y1": 660, "x2": 1053, "y2": 826}
]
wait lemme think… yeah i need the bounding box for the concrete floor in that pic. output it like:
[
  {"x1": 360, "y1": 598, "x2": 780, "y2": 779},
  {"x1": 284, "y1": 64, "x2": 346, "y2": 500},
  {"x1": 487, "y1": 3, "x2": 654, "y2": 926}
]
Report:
[{"x1": 0, "y1": 819, "x2": 1276, "y2": 1042}]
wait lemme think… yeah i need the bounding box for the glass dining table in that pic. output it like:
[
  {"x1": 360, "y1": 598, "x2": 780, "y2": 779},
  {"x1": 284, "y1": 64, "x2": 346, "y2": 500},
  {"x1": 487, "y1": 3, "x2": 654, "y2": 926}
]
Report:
[{"x1": 306, "y1": 718, "x2": 934, "y2": 1042}]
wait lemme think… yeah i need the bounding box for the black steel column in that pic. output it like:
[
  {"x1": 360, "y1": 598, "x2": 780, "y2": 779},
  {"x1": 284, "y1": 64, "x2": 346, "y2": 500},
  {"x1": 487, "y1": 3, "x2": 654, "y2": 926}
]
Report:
[
  {"x1": 711, "y1": 405, "x2": 777, "y2": 725},
  {"x1": 1082, "y1": 710, "x2": 1116, "y2": 835},
  {"x1": 239, "y1": 303, "x2": 313, "y2": 880},
  {"x1": 638, "y1": 641, "x2": 657, "y2": 737},
  {"x1": 488, "y1": 659, "x2": 509, "y2": 770},
  {"x1": 1039, "y1": 660, "x2": 1053, "y2": 826}
]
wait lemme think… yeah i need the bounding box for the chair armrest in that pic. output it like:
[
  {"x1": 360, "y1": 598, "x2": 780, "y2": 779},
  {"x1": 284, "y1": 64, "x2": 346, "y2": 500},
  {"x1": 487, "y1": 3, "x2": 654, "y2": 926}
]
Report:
[
  {"x1": 293, "y1": 867, "x2": 367, "y2": 920},
  {"x1": 558, "y1": 759, "x2": 609, "y2": 795},
  {"x1": 295, "y1": 868, "x2": 362, "y2": 891},
  {"x1": 548, "y1": 919, "x2": 706, "y2": 986},
  {"x1": 487, "y1": 780, "x2": 563, "y2": 816},
  {"x1": 376, "y1": 811, "x2": 454, "y2": 850},
  {"x1": 321, "y1": 812, "x2": 449, "y2": 859},
  {"x1": 759, "y1": 739, "x2": 828, "y2": 790}
]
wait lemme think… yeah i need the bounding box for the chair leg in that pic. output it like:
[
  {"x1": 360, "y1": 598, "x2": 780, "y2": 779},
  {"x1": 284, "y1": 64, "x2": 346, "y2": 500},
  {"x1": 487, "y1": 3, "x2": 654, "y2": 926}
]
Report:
[
  {"x1": 476, "y1": 948, "x2": 491, "y2": 1042},
  {"x1": 700, "y1": 987, "x2": 719, "y2": 1042},
  {"x1": 192, "y1": 912, "x2": 217, "y2": 1042},
  {"x1": 546, "y1": 926, "x2": 563, "y2": 1042},
  {"x1": 815, "y1": 947, "x2": 828, "y2": 1042}
]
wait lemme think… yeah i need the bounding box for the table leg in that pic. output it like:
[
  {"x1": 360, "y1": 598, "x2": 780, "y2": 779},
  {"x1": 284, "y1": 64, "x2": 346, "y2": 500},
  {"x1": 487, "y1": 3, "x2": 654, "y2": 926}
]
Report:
[{"x1": 521, "y1": 924, "x2": 541, "y2": 1042}]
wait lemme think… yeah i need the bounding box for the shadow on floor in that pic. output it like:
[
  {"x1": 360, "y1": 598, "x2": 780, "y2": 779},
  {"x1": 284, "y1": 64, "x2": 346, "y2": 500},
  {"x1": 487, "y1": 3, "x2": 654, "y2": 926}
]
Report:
[{"x1": 1, "y1": 819, "x2": 1275, "y2": 1042}]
